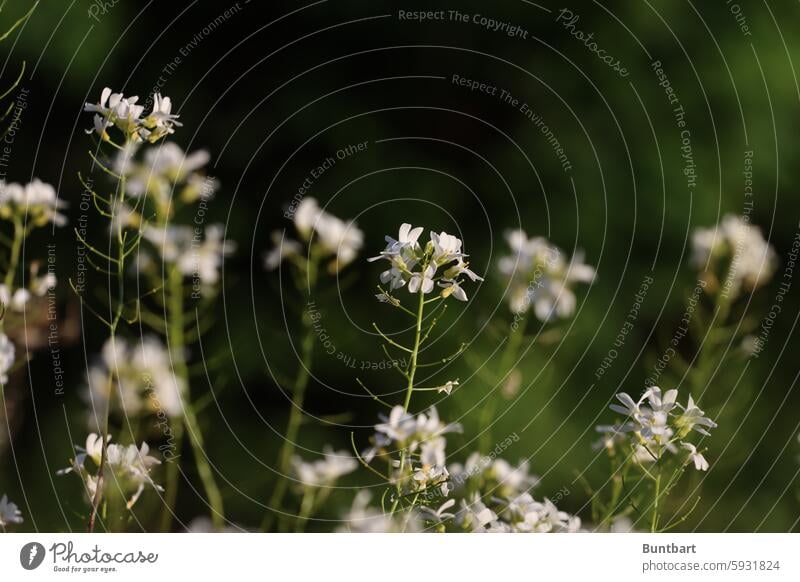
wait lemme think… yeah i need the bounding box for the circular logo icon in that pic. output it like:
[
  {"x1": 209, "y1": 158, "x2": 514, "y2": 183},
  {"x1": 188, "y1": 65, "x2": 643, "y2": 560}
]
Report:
[{"x1": 19, "y1": 542, "x2": 46, "y2": 570}]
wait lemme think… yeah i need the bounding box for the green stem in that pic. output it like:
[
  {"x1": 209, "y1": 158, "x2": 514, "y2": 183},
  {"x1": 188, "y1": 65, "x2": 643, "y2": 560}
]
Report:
[
  {"x1": 651, "y1": 469, "x2": 662, "y2": 533},
  {"x1": 402, "y1": 289, "x2": 426, "y2": 413},
  {"x1": 265, "y1": 254, "x2": 319, "y2": 530},
  {"x1": 158, "y1": 419, "x2": 184, "y2": 531},
  {"x1": 167, "y1": 265, "x2": 225, "y2": 529},
  {"x1": 479, "y1": 311, "x2": 528, "y2": 453}
]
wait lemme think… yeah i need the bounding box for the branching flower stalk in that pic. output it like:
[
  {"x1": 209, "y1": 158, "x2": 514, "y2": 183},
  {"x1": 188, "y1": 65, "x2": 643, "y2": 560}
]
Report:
[
  {"x1": 477, "y1": 230, "x2": 595, "y2": 452},
  {"x1": 263, "y1": 197, "x2": 363, "y2": 529},
  {"x1": 79, "y1": 86, "x2": 181, "y2": 531},
  {"x1": 596, "y1": 385, "x2": 717, "y2": 532},
  {"x1": 361, "y1": 223, "x2": 482, "y2": 523}
]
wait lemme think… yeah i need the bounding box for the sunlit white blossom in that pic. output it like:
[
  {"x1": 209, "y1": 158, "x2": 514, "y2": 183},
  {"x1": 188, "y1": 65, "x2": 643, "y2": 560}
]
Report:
[
  {"x1": 59, "y1": 433, "x2": 162, "y2": 508},
  {"x1": 370, "y1": 224, "x2": 483, "y2": 303}
]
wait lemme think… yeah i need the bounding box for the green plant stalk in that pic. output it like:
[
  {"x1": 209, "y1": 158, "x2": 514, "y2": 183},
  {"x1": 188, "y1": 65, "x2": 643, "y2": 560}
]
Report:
[
  {"x1": 89, "y1": 175, "x2": 128, "y2": 533},
  {"x1": 158, "y1": 420, "x2": 184, "y2": 531},
  {"x1": 265, "y1": 254, "x2": 319, "y2": 530},
  {"x1": 389, "y1": 289, "x2": 427, "y2": 518},
  {"x1": 478, "y1": 310, "x2": 529, "y2": 453},
  {"x1": 651, "y1": 461, "x2": 662, "y2": 533},
  {"x1": 402, "y1": 288, "x2": 427, "y2": 413},
  {"x1": 167, "y1": 264, "x2": 225, "y2": 530}
]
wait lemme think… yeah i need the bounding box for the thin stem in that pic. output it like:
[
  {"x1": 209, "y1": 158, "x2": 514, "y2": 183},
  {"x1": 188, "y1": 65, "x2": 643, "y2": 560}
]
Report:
[
  {"x1": 167, "y1": 264, "x2": 225, "y2": 529},
  {"x1": 265, "y1": 253, "x2": 319, "y2": 530},
  {"x1": 402, "y1": 290, "x2": 426, "y2": 413},
  {"x1": 479, "y1": 311, "x2": 528, "y2": 453}
]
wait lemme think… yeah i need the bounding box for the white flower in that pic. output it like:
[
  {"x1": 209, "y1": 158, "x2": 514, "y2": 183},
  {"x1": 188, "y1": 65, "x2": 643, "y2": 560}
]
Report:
[
  {"x1": 270, "y1": 197, "x2": 362, "y2": 272},
  {"x1": 0, "y1": 179, "x2": 68, "y2": 227},
  {"x1": 499, "y1": 230, "x2": 594, "y2": 320},
  {"x1": 681, "y1": 442, "x2": 709, "y2": 471},
  {"x1": 338, "y1": 491, "x2": 421, "y2": 533},
  {"x1": 370, "y1": 225, "x2": 482, "y2": 303},
  {"x1": 437, "y1": 379, "x2": 459, "y2": 395},
  {"x1": 116, "y1": 142, "x2": 216, "y2": 205},
  {"x1": 264, "y1": 231, "x2": 302, "y2": 271},
  {"x1": 604, "y1": 385, "x2": 715, "y2": 464},
  {"x1": 408, "y1": 264, "x2": 436, "y2": 294},
  {"x1": 0, "y1": 285, "x2": 30, "y2": 312},
  {"x1": 291, "y1": 447, "x2": 357, "y2": 488},
  {"x1": 459, "y1": 494, "x2": 499, "y2": 532},
  {"x1": 59, "y1": 434, "x2": 162, "y2": 508},
  {"x1": 84, "y1": 87, "x2": 145, "y2": 140},
  {"x1": 143, "y1": 224, "x2": 235, "y2": 293},
  {"x1": 139, "y1": 93, "x2": 182, "y2": 142},
  {"x1": 419, "y1": 498, "x2": 456, "y2": 522},
  {"x1": 84, "y1": 336, "x2": 185, "y2": 426},
  {"x1": 177, "y1": 224, "x2": 236, "y2": 289},
  {"x1": 0, "y1": 333, "x2": 14, "y2": 384},
  {"x1": 0, "y1": 494, "x2": 23, "y2": 527},
  {"x1": 674, "y1": 394, "x2": 717, "y2": 437},
  {"x1": 430, "y1": 231, "x2": 464, "y2": 265},
  {"x1": 691, "y1": 214, "x2": 777, "y2": 293}
]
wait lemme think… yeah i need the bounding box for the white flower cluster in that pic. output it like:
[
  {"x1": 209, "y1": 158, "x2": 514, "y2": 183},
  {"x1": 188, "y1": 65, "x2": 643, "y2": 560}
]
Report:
[
  {"x1": 115, "y1": 142, "x2": 218, "y2": 209},
  {"x1": 85, "y1": 88, "x2": 181, "y2": 144},
  {"x1": 598, "y1": 386, "x2": 717, "y2": 471},
  {"x1": 290, "y1": 447, "x2": 357, "y2": 489},
  {"x1": 459, "y1": 492, "x2": 581, "y2": 533},
  {"x1": 691, "y1": 214, "x2": 777, "y2": 294},
  {"x1": 0, "y1": 332, "x2": 14, "y2": 385},
  {"x1": 142, "y1": 223, "x2": 235, "y2": 294},
  {"x1": 446, "y1": 454, "x2": 578, "y2": 533},
  {"x1": 449, "y1": 453, "x2": 540, "y2": 499},
  {"x1": 370, "y1": 223, "x2": 483, "y2": 302},
  {"x1": 498, "y1": 229, "x2": 595, "y2": 320},
  {"x1": 265, "y1": 197, "x2": 363, "y2": 273},
  {"x1": 59, "y1": 433, "x2": 162, "y2": 509},
  {"x1": 365, "y1": 406, "x2": 461, "y2": 497},
  {"x1": 0, "y1": 493, "x2": 23, "y2": 528},
  {"x1": 0, "y1": 179, "x2": 68, "y2": 227},
  {"x1": 0, "y1": 272, "x2": 57, "y2": 314},
  {"x1": 84, "y1": 336, "x2": 186, "y2": 427}
]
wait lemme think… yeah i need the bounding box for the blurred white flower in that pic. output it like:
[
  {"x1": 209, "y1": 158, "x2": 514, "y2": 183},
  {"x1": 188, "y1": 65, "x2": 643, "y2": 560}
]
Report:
[
  {"x1": 0, "y1": 494, "x2": 23, "y2": 527},
  {"x1": 691, "y1": 214, "x2": 777, "y2": 294},
  {"x1": 268, "y1": 197, "x2": 363, "y2": 272},
  {"x1": 498, "y1": 229, "x2": 594, "y2": 320},
  {"x1": 337, "y1": 491, "x2": 421, "y2": 532},
  {"x1": 291, "y1": 447, "x2": 357, "y2": 488},
  {"x1": 0, "y1": 285, "x2": 30, "y2": 312},
  {"x1": 143, "y1": 223, "x2": 235, "y2": 293},
  {"x1": 116, "y1": 142, "x2": 217, "y2": 206},
  {"x1": 84, "y1": 336, "x2": 185, "y2": 426},
  {"x1": 419, "y1": 498, "x2": 456, "y2": 522},
  {"x1": 264, "y1": 231, "x2": 302, "y2": 271},
  {"x1": 0, "y1": 179, "x2": 68, "y2": 227},
  {"x1": 0, "y1": 332, "x2": 15, "y2": 384}
]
